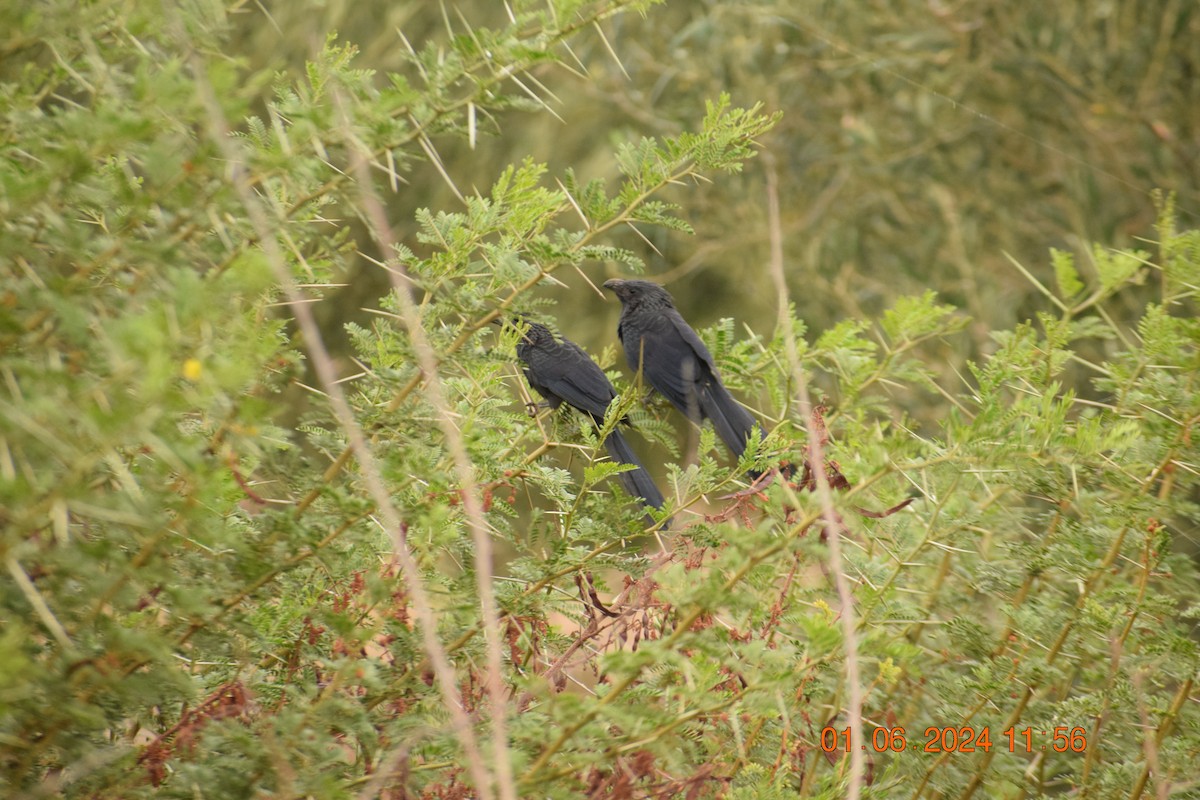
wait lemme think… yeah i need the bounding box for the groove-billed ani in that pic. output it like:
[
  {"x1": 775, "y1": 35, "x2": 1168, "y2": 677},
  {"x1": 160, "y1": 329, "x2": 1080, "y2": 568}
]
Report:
[
  {"x1": 603, "y1": 279, "x2": 764, "y2": 470},
  {"x1": 512, "y1": 320, "x2": 666, "y2": 514}
]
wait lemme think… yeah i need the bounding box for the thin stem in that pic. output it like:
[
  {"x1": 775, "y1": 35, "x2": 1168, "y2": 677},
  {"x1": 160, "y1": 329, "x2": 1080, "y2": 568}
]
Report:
[
  {"x1": 764, "y1": 151, "x2": 864, "y2": 797},
  {"x1": 178, "y1": 26, "x2": 496, "y2": 799},
  {"x1": 336, "y1": 94, "x2": 516, "y2": 800}
]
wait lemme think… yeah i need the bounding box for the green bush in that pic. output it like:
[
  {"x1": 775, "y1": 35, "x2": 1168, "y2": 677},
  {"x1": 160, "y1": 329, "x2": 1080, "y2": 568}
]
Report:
[{"x1": 2, "y1": 2, "x2": 1197, "y2": 798}]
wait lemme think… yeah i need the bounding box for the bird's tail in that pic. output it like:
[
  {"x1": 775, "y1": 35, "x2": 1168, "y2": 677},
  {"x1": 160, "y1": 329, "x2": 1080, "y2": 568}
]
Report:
[
  {"x1": 698, "y1": 380, "x2": 765, "y2": 472},
  {"x1": 603, "y1": 429, "x2": 667, "y2": 514}
]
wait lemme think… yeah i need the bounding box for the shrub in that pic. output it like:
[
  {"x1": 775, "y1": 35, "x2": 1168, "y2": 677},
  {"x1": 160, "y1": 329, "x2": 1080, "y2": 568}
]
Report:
[{"x1": 2, "y1": 2, "x2": 1197, "y2": 798}]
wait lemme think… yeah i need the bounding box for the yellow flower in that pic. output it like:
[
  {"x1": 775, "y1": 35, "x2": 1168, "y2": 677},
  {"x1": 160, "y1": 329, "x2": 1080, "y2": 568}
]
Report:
[{"x1": 182, "y1": 358, "x2": 203, "y2": 381}]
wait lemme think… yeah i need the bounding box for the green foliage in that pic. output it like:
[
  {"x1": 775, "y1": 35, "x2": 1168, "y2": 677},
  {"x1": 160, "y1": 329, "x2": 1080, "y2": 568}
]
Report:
[
  {"x1": 476, "y1": 0, "x2": 1200, "y2": 408},
  {"x1": 2, "y1": 2, "x2": 1198, "y2": 800}
]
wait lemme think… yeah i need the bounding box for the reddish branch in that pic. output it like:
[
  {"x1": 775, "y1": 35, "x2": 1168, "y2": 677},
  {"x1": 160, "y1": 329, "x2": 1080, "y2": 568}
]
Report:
[
  {"x1": 137, "y1": 682, "x2": 251, "y2": 786},
  {"x1": 709, "y1": 405, "x2": 913, "y2": 524}
]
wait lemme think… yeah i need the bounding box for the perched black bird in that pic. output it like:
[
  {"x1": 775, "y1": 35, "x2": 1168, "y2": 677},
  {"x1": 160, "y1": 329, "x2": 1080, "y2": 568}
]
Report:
[
  {"x1": 603, "y1": 279, "x2": 764, "y2": 470},
  {"x1": 511, "y1": 320, "x2": 666, "y2": 514}
]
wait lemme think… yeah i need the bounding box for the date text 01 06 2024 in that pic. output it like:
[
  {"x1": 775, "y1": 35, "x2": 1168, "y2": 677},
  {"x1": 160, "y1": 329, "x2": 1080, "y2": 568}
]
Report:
[{"x1": 820, "y1": 726, "x2": 1088, "y2": 754}]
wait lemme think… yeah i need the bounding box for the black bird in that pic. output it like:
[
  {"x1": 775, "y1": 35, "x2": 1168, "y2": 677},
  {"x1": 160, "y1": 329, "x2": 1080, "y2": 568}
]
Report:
[
  {"x1": 511, "y1": 319, "x2": 666, "y2": 515},
  {"x1": 603, "y1": 279, "x2": 764, "y2": 470}
]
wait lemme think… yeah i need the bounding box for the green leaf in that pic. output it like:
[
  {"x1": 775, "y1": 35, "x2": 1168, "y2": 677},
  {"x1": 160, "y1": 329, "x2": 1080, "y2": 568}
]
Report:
[{"x1": 1051, "y1": 247, "x2": 1085, "y2": 300}]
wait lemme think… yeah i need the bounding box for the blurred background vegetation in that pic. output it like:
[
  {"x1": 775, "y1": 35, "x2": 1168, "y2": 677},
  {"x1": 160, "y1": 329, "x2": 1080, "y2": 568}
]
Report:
[{"x1": 235, "y1": 0, "x2": 1198, "y2": 367}]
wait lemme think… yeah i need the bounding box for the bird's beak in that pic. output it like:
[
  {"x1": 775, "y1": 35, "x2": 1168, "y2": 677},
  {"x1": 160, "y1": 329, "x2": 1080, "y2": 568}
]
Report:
[{"x1": 602, "y1": 279, "x2": 623, "y2": 291}]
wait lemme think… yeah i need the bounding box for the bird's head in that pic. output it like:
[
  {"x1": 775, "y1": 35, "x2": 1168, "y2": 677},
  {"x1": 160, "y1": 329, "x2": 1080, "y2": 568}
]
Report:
[
  {"x1": 512, "y1": 317, "x2": 554, "y2": 347},
  {"x1": 492, "y1": 314, "x2": 550, "y2": 347},
  {"x1": 602, "y1": 279, "x2": 674, "y2": 311}
]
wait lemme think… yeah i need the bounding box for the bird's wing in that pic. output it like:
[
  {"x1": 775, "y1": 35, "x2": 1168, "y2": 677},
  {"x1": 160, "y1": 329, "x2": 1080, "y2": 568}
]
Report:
[
  {"x1": 534, "y1": 341, "x2": 617, "y2": 420},
  {"x1": 621, "y1": 312, "x2": 706, "y2": 416},
  {"x1": 667, "y1": 309, "x2": 717, "y2": 369}
]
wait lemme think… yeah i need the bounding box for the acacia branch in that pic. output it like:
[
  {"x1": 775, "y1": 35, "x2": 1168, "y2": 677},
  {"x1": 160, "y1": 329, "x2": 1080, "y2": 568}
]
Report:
[{"x1": 178, "y1": 26, "x2": 496, "y2": 799}]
